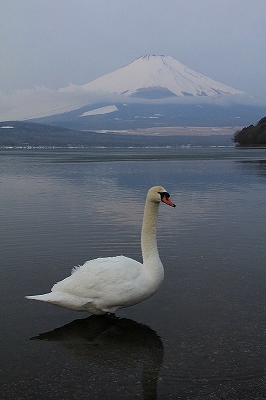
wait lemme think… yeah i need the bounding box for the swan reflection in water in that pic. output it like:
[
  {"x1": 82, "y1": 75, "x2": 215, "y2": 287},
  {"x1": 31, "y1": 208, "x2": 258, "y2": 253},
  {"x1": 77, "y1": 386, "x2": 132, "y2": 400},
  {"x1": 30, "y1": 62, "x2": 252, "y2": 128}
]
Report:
[{"x1": 31, "y1": 315, "x2": 164, "y2": 399}]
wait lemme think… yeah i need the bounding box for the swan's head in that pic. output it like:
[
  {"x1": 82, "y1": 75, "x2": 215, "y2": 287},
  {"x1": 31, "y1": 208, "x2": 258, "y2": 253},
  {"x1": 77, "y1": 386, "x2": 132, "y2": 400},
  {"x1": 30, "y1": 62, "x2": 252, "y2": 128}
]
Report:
[{"x1": 147, "y1": 186, "x2": 176, "y2": 207}]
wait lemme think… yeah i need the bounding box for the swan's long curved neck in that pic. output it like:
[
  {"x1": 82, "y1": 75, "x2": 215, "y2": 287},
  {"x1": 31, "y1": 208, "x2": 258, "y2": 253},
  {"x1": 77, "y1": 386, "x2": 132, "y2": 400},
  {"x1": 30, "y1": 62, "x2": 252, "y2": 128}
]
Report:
[{"x1": 141, "y1": 200, "x2": 161, "y2": 265}]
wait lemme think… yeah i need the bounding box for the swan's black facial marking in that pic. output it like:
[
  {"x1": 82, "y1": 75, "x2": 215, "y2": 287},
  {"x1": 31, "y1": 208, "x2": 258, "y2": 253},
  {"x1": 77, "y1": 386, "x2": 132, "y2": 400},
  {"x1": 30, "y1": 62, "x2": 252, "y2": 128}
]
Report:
[{"x1": 158, "y1": 191, "x2": 170, "y2": 200}]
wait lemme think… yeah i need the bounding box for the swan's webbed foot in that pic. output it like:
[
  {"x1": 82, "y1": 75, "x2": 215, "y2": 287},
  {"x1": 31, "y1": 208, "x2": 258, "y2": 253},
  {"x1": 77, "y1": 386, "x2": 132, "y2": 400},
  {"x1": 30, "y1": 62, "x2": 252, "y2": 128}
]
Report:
[{"x1": 106, "y1": 312, "x2": 117, "y2": 320}]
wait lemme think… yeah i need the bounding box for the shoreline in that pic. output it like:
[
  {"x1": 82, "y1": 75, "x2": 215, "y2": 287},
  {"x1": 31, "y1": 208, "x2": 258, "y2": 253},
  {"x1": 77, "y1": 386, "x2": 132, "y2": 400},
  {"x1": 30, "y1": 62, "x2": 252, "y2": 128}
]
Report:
[{"x1": 93, "y1": 126, "x2": 241, "y2": 136}]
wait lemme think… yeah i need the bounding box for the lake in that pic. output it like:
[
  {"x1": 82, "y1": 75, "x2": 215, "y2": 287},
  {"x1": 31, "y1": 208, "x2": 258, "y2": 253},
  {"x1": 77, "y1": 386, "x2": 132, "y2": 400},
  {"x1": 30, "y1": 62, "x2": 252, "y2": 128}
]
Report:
[{"x1": 0, "y1": 147, "x2": 266, "y2": 399}]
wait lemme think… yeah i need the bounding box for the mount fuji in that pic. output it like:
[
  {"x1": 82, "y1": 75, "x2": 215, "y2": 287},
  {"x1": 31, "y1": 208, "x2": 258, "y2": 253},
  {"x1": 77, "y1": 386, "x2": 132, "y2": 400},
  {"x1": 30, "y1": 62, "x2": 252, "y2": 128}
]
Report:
[
  {"x1": 79, "y1": 54, "x2": 245, "y2": 99},
  {"x1": 1, "y1": 55, "x2": 264, "y2": 128}
]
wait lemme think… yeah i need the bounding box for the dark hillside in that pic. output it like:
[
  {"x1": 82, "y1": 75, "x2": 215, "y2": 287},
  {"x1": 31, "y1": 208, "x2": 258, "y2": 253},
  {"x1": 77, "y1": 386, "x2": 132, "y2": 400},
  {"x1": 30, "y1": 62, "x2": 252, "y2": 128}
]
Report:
[
  {"x1": 0, "y1": 121, "x2": 233, "y2": 148},
  {"x1": 0, "y1": 121, "x2": 98, "y2": 147},
  {"x1": 233, "y1": 117, "x2": 266, "y2": 147},
  {"x1": 30, "y1": 102, "x2": 266, "y2": 131}
]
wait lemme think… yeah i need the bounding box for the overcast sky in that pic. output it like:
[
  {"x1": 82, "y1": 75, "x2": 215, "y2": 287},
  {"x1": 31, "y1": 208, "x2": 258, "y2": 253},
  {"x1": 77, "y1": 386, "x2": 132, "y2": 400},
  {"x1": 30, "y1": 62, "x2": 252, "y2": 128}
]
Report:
[{"x1": 1, "y1": 0, "x2": 266, "y2": 102}]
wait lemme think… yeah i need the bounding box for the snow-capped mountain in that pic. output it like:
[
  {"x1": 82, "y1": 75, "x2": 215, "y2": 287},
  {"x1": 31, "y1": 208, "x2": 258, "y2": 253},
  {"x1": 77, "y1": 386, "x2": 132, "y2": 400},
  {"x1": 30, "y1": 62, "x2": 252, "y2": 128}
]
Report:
[
  {"x1": 1, "y1": 54, "x2": 262, "y2": 125},
  {"x1": 79, "y1": 55, "x2": 245, "y2": 99}
]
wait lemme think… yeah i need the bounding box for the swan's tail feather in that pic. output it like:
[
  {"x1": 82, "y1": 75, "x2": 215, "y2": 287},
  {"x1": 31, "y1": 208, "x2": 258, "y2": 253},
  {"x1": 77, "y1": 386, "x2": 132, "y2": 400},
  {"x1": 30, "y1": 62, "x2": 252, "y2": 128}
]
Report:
[
  {"x1": 25, "y1": 293, "x2": 53, "y2": 302},
  {"x1": 25, "y1": 292, "x2": 91, "y2": 311}
]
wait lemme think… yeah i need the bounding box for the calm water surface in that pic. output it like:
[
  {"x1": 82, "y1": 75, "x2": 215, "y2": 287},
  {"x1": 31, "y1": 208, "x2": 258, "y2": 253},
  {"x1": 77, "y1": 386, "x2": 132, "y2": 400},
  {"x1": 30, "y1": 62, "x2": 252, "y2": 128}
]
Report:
[{"x1": 0, "y1": 148, "x2": 266, "y2": 399}]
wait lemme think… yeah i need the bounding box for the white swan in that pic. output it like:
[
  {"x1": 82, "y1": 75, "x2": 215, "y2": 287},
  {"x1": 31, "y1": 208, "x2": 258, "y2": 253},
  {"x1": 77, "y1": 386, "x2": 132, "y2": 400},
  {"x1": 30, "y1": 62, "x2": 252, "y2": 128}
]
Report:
[{"x1": 26, "y1": 186, "x2": 175, "y2": 315}]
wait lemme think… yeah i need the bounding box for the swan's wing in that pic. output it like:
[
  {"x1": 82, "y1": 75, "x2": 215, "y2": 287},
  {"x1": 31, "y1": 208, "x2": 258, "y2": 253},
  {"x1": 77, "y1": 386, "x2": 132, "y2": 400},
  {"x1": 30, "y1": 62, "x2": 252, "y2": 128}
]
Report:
[{"x1": 52, "y1": 256, "x2": 144, "y2": 299}]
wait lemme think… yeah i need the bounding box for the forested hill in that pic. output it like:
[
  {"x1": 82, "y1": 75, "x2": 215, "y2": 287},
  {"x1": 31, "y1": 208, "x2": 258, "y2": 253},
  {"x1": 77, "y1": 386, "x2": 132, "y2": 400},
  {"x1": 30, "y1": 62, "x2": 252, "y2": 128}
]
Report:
[
  {"x1": 0, "y1": 120, "x2": 234, "y2": 148},
  {"x1": 233, "y1": 117, "x2": 266, "y2": 147},
  {"x1": 0, "y1": 121, "x2": 95, "y2": 147}
]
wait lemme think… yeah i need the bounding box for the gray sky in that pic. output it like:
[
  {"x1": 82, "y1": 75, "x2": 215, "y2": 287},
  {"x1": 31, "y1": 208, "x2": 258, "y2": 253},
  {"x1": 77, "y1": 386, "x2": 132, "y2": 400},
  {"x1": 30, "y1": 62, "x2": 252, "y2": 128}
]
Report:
[{"x1": 1, "y1": 0, "x2": 266, "y2": 102}]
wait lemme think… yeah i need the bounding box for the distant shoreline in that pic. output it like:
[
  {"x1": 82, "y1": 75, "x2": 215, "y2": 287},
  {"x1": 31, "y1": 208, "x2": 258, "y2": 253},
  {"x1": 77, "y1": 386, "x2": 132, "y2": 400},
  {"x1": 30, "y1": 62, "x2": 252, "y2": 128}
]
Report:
[
  {"x1": 92, "y1": 126, "x2": 240, "y2": 136},
  {"x1": 0, "y1": 121, "x2": 244, "y2": 148}
]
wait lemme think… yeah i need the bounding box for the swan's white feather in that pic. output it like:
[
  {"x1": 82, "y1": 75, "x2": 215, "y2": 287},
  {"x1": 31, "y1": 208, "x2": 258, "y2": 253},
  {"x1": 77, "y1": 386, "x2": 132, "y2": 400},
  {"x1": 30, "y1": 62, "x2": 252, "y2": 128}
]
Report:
[
  {"x1": 53, "y1": 255, "x2": 150, "y2": 301},
  {"x1": 26, "y1": 256, "x2": 156, "y2": 314}
]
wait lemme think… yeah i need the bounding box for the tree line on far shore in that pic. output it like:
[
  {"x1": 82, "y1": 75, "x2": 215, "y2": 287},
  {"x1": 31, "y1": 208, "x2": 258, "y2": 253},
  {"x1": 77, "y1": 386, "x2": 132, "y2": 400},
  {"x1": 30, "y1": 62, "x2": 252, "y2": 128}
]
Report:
[{"x1": 233, "y1": 117, "x2": 266, "y2": 147}]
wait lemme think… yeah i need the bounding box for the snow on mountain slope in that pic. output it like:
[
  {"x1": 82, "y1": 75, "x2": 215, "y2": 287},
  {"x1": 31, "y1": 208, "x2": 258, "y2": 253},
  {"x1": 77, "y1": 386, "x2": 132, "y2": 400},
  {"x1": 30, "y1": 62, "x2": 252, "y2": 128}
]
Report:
[
  {"x1": 81, "y1": 55, "x2": 246, "y2": 98},
  {"x1": 79, "y1": 105, "x2": 118, "y2": 117}
]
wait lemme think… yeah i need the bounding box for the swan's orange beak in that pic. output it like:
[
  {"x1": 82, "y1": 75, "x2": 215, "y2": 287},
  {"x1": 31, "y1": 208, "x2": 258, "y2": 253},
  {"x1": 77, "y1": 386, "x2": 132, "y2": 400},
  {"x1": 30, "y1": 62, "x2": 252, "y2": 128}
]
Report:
[{"x1": 161, "y1": 194, "x2": 176, "y2": 207}]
